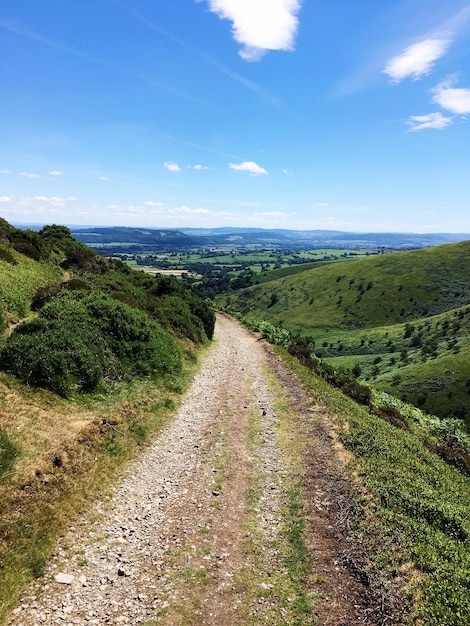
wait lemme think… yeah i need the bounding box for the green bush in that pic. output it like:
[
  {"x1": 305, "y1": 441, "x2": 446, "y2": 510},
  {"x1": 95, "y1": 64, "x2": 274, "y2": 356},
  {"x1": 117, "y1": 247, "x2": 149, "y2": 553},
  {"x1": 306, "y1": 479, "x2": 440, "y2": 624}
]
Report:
[
  {"x1": 39, "y1": 224, "x2": 97, "y2": 269},
  {"x1": 84, "y1": 269, "x2": 215, "y2": 343},
  {"x1": 10, "y1": 230, "x2": 49, "y2": 261},
  {"x1": 0, "y1": 292, "x2": 181, "y2": 396},
  {"x1": 151, "y1": 295, "x2": 205, "y2": 343},
  {"x1": 0, "y1": 246, "x2": 17, "y2": 265},
  {"x1": 83, "y1": 293, "x2": 182, "y2": 375}
]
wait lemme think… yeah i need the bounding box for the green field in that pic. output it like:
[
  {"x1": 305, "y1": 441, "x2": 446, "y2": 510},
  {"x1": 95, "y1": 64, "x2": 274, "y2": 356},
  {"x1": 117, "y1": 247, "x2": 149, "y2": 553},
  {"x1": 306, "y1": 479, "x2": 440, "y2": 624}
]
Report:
[{"x1": 125, "y1": 247, "x2": 372, "y2": 275}]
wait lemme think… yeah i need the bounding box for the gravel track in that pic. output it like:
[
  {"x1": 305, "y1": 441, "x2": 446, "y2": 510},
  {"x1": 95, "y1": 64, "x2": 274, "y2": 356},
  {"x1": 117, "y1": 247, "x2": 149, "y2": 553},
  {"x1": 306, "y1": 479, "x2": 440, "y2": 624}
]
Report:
[{"x1": 8, "y1": 314, "x2": 379, "y2": 626}]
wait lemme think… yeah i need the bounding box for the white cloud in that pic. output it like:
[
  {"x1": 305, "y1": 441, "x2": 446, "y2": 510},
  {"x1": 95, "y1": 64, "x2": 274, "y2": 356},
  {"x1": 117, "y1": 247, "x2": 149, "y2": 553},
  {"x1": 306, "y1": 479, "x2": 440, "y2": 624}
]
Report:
[
  {"x1": 143, "y1": 201, "x2": 164, "y2": 207},
  {"x1": 383, "y1": 38, "x2": 451, "y2": 83},
  {"x1": 200, "y1": 0, "x2": 301, "y2": 61},
  {"x1": 314, "y1": 202, "x2": 330, "y2": 207},
  {"x1": 229, "y1": 161, "x2": 268, "y2": 175},
  {"x1": 99, "y1": 176, "x2": 110, "y2": 181},
  {"x1": 0, "y1": 196, "x2": 11, "y2": 202},
  {"x1": 432, "y1": 79, "x2": 470, "y2": 114},
  {"x1": 164, "y1": 161, "x2": 182, "y2": 172},
  {"x1": 49, "y1": 170, "x2": 63, "y2": 176},
  {"x1": 253, "y1": 211, "x2": 289, "y2": 217},
  {"x1": 406, "y1": 112, "x2": 453, "y2": 131},
  {"x1": 31, "y1": 195, "x2": 77, "y2": 206},
  {"x1": 20, "y1": 172, "x2": 40, "y2": 179},
  {"x1": 0, "y1": 169, "x2": 11, "y2": 175},
  {"x1": 172, "y1": 206, "x2": 211, "y2": 215},
  {"x1": 193, "y1": 164, "x2": 210, "y2": 170}
]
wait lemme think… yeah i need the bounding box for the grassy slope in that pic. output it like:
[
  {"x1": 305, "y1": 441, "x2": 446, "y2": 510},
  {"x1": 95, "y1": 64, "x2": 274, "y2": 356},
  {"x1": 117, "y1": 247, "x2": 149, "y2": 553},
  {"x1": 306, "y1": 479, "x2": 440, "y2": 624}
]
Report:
[
  {"x1": 222, "y1": 241, "x2": 470, "y2": 424},
  {"x1": 278, "y1": 347, "x2": 470, "y2": 625},
  {"x1": 0, "y1": 366, "x2": 195, "y2": 623},
  {"x1": 0, "y1": 247, "x2": 62, "y2": 325}
]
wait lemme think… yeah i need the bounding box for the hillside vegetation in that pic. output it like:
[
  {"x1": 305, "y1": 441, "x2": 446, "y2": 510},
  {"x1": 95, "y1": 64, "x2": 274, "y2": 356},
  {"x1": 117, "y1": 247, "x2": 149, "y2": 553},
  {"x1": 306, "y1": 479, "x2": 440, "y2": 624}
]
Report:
[
  {"x1": 0, "y1": 218, "x2": 216, "y2": 619},
  {"x1": 278, "y1": 348, "x2": 470, "y2": 626},
  {"x1": 221, "y1": 241, "x2": 470, "y2": 426},
  {"x1": 0, "y1": 220, "x2": 214, "y2": 396}
]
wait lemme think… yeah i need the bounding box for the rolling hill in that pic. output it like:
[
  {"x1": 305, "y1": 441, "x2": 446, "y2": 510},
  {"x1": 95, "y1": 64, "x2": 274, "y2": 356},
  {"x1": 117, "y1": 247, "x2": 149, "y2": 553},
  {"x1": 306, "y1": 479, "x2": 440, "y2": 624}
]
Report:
[{"x1": 221, "y1": 240, "x2": 470, "y2": 426}]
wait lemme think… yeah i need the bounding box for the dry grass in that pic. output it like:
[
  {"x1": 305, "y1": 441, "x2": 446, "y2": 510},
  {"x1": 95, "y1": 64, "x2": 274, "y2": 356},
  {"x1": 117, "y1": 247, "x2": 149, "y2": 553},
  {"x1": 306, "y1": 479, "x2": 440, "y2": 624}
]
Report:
[{"x1": 0, "y1": 358, "x2": 198, "y2": 624}]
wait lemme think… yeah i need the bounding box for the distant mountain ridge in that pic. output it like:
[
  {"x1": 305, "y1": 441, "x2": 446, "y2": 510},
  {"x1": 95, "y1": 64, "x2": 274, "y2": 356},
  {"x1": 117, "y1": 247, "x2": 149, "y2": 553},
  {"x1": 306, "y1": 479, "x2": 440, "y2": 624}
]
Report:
[{"x1": 66, "y1": 226, "x2": 470, "y2": 252}]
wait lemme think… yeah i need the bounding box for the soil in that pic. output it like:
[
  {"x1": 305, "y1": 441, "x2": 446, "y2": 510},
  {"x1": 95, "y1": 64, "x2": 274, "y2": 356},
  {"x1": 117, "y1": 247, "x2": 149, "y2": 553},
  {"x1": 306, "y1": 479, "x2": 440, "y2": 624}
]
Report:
[{"x1": 8, "y1": 314, "x2": 387, "y2": 625}]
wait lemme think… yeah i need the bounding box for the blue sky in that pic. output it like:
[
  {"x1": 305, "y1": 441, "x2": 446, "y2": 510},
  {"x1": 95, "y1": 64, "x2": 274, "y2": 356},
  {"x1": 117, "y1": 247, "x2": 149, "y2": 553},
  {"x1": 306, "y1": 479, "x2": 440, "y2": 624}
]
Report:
[{"x1": 1, "y1": 0, "x2": 470, "y2": 232}]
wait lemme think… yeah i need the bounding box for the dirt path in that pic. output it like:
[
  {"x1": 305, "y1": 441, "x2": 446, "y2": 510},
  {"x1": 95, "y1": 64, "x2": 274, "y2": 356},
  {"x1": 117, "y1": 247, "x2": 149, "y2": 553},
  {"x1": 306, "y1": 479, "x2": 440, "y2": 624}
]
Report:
[{"x1": 8, "y1": 315, "x2": 379, "y2": 625}]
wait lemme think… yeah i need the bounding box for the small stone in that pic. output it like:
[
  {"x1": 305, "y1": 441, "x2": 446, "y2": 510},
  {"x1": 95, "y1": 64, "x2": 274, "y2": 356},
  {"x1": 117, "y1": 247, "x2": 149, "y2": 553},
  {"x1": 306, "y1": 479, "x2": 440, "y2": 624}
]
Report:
[{"x1": 55, "y1": 572, "x2": 75, "y2": 585}]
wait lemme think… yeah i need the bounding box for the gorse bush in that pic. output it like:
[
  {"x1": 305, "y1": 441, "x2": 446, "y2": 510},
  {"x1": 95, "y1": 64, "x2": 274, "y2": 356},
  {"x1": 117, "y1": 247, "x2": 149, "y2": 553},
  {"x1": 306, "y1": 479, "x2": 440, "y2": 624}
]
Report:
[
  {"x1": 77, "y1": 267, "x2": 215, "y2": 342},
  {"x1": 0, "y1": 292, "x2": 181, "y2": 396},
  {"x1": 242, "y1": 318, "x2": 291, "y2": 347}
]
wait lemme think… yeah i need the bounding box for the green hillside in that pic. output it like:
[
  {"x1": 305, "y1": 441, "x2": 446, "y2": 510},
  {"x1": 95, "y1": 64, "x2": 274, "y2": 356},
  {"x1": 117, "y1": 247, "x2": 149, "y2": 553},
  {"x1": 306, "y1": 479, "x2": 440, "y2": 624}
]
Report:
[
  {"x1": 0, "y1": 218, "x2": 218, "y2": 619},
  {"x1": 1, "y1": 220, "x2": 215, "y2": 396},
  {"x1": 221, "y1": 241, "x2": 470, "y2": 425}
]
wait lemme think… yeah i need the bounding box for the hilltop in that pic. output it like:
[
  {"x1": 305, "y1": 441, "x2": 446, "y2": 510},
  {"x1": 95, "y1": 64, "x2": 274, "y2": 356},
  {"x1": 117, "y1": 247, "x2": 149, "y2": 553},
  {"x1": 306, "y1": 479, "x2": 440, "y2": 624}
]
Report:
[{"x1": 221, "y1": 240, "x2": 470, "y2": 426}]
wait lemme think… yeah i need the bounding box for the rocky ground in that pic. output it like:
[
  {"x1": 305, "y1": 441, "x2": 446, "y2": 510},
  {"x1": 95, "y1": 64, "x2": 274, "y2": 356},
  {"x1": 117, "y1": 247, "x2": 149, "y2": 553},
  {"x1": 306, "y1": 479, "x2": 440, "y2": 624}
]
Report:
[{"x1": 8, "y1": 314, "x2": 383, "y2": 625}]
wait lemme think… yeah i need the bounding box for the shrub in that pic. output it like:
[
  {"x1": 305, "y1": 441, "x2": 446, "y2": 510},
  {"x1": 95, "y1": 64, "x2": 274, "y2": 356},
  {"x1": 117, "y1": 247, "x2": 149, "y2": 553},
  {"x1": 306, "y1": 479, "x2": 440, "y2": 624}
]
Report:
[
  {"x1": 150, "y1": 295, "x2": 205, "y2": 343},
  {"x1": 0, "y1": 318, "x2": 106, "y2": 395},
  {"x1": 10, "y1": 230, "x2": 49, "y2": 261},
  {"x1": 342, "y1": 381, "x2": 372, "y2": 405},
  {"x1": 0, "y1": 246, "x2": 17, "y2": 265},
  {"x1": 0, "y1": 292, "x2": 181, "y2": 396},
  {"x1": 83, "y1": 293, "x2": 182, "y2": 375}
]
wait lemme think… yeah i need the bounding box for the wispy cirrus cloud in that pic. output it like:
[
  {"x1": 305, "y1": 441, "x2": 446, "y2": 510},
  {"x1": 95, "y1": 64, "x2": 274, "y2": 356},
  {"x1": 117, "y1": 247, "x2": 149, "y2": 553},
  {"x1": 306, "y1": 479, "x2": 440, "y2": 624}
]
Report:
[
  {"x1": 0, "y1": 169, "x2": 12, "y2": 175},
  {"x1": 20, "y1": 172, "x2": 40, "y2": 179},
  {"x1": 383, "y1": 38, "x2": 451, "y2": 83},
  {"x1": 164, "y1": 161, "x2": 182, "y2": 172},
  {"x1": 114, "y1": 1, "x2": 286, "y2": 111},
  {"x1": 406, "y1": 112, "x2": 453, "y2": 131},
  {"x1": 433, "y1": 78, "x2": 470, "y2": 114},
  {"x1": 229, "y1": 161, "x2": 268, "y2": 175},
  {"x1": 382, "y1": 6, "x2": 470, "y2": 84},
  {"x1": 0, "y1": 18, "x2": 217, "y2": 111},
  {"x1": 0, "y1": 196, "x2": 11, "y2": 202},
  {"x1": 49, "y1": 170, "x2": 64, "y2": 176},
  {"x1": 199, "y1": 0, "x2": 302, "y2": 61}
]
